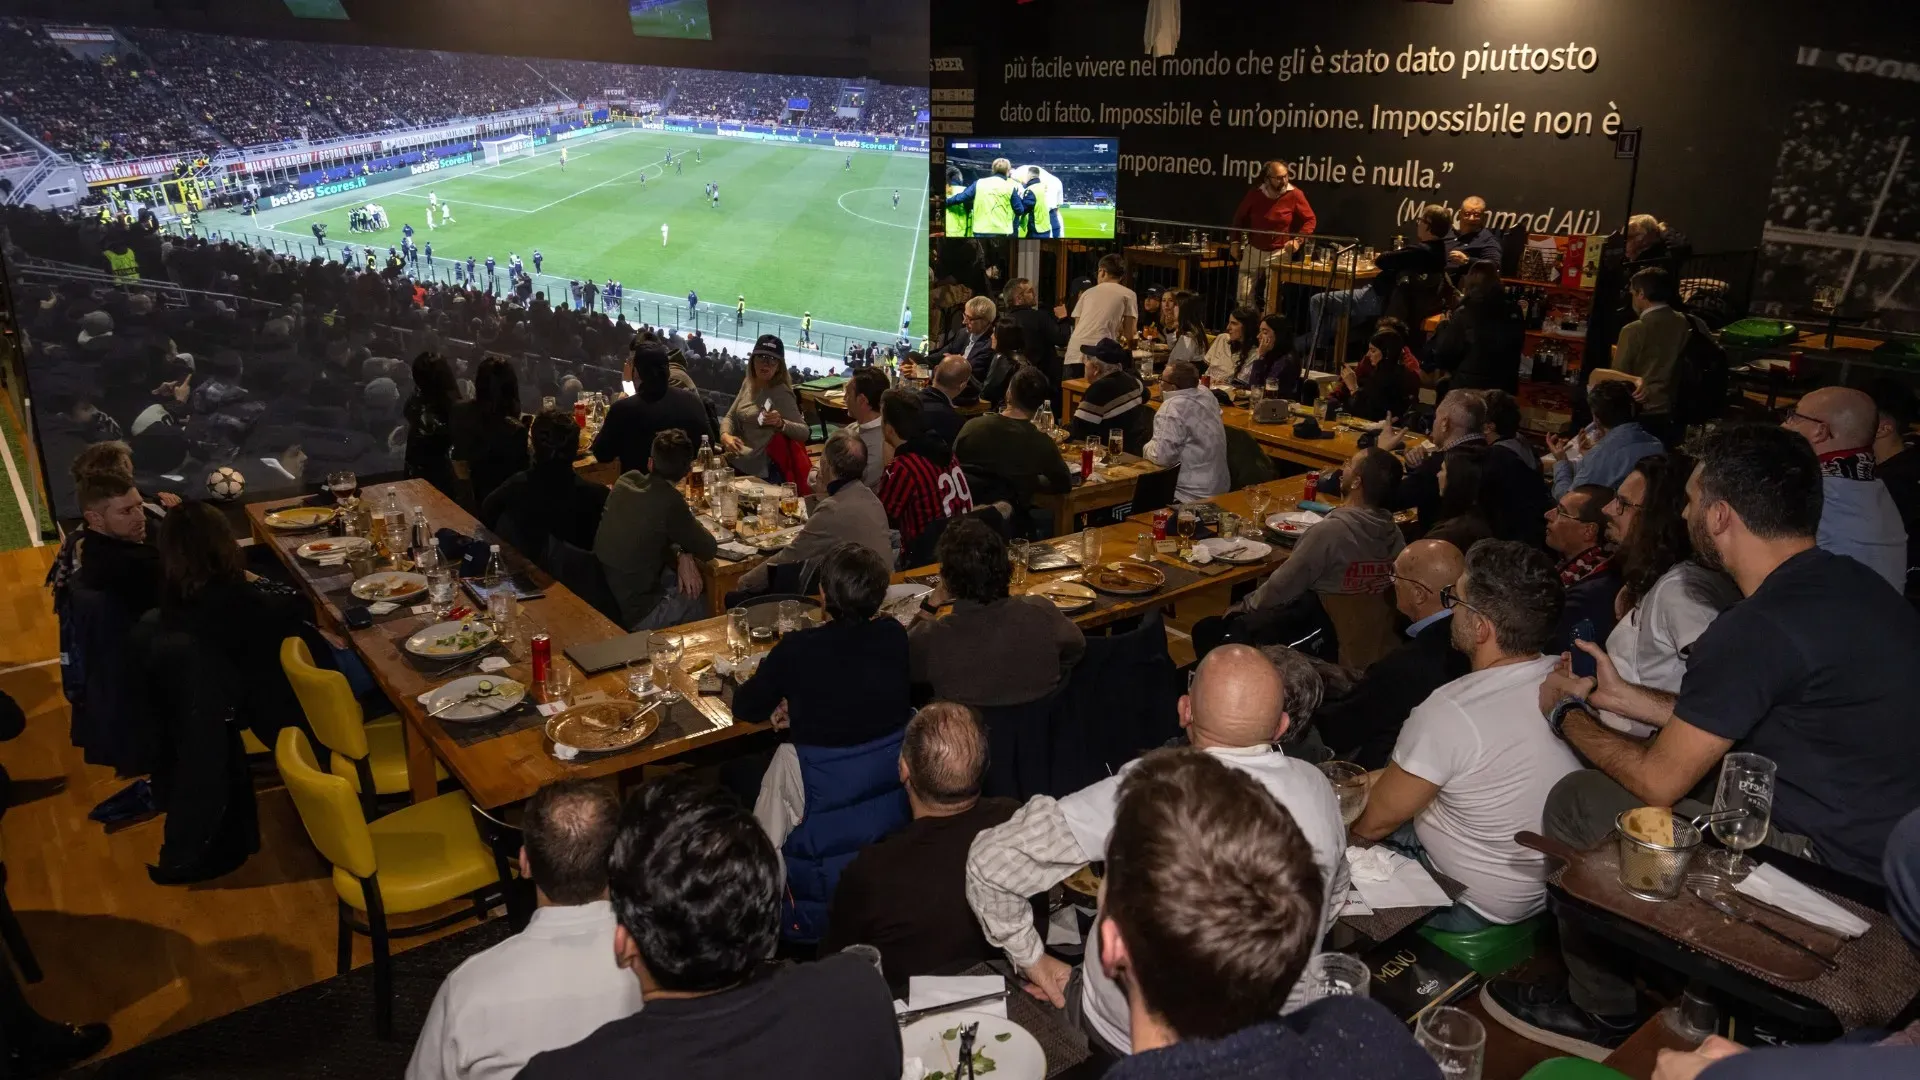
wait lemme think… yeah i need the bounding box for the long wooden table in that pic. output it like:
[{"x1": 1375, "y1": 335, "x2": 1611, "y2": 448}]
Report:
[
  {"x1": 1033, "y1": 444, "x2": 1167, "y2": 537},
  {"x1": 1060, "y1": 378, "x2": 1364, "y2": 471},
  {"x1": 247, "y1": 480, "x2": 772, "y2": 809}
]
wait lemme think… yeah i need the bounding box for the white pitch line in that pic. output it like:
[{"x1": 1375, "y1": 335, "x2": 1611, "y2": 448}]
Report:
[
  {"x1": 0, "y1": 403, "x2": 41, "y2": 548},
  {"x1": 389, "y1": 191, "x2": 531, "y2": 214},
  {"x1": 0, "y1": 657, "x2": 58, "y2": 676},
  {"x1": 901, "y1": 176, "x2": 928, "y2": 338},
  {"x1": 835, "y1": 187, "x2": 920, "y2": 230},
  {"x1": 526, "y1": 151, "x2": 677, "y2": 213}
]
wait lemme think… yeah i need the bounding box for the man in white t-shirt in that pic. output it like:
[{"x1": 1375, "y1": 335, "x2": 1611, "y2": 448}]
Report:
[
  {"x1": 1353, "y1": 540, "x2": 1580, "y2": 929},
  {"x1": 1063, "y1": 253, "x2": 1138, "y2": 376},
  {"x1": 965, "y1": 645, "x2": 1348, "y2": 1058},
  {"x1": 407, "y1": 780, "x2": 643, "y2": 1080}
]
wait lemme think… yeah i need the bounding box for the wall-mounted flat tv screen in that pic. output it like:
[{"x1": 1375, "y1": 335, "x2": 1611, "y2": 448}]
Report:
[{"x1": 943, "y1": 136, "x2": 1116, "y2": 239}]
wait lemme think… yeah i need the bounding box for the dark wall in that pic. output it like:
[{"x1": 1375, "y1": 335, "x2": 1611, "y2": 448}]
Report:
[
  {"x1": 931, "y1": 0, "x2": 1919, "y2": 252},
  {"x1": 0, "y1": 0, "x2": 924, "y2": 85}
]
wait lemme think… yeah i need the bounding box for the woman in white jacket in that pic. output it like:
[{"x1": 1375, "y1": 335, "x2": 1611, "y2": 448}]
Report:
[{"x1": 1202, "y1": 305, "x2": 1260, "y2": 385}]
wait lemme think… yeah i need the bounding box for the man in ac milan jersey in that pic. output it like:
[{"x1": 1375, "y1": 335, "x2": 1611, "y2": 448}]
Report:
[{"x1": 877, "y1": 388, "x2": 973, "y2": 569}]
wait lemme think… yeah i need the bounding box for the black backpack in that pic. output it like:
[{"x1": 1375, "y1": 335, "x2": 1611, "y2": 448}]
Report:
[{"x1": 1673, "y1": 313, "x2": 1730, "y2": 428}]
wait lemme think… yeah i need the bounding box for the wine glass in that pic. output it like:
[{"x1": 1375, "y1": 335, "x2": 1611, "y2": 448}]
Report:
[
  {"x1": 1301, "y1": 953, "x2": 1370, "y2": 1001},
  {"x1": 726, "y1": 607, "x2": 751, "y2": 659},
  {"x1": 1246, "y1": 487, "x2": 1273, "y2": 534},
  {"x1": 326, "y1": 469, "x2": 359, "y2": 504},
  {"x1": 1709, "y1": 752, "x2": 1776, "y2": 882},
  {"x1": 1319, "y1": 760, "x2": 1369, "y2": 826},
  {"x1": 1417, "y1": 1007, "x2": 1485, "y2": 1080},
  {"x1": 650, "y1": 635, "x2": 683, "y2": 703}
]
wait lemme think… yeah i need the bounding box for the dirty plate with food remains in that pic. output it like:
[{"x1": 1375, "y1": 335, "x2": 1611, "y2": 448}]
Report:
[
  {"x1": 546, "y1": 700, "x2": 662, "y2": 754},
  {"x1": 420, "y1": 675, "x2": 525, "y2": 721},
  {"x1": 297, "y1": 536, "x2": 372, "y2": 562},
  {"x1": 263, "y1": 506, "x2": 336, "y2": 531},
  {"x1": 1085, "y1": 561, "x2": 1166, "y2": 596},
  {"x1": 1029, "y1": 579, "x2": 1096, "y2": 613},
  {"x1": 900, "y1": 1011, "x2": 1044, "y2": 1080},
  {"x1": 351, "y1": 571, "x2": 428, "y2": 602},
  {"x1": 403, "y1": 620, "x2": 497, "y2": 660}
]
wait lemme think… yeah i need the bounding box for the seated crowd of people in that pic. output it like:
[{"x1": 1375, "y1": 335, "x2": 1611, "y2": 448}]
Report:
[{"x1": 0, "y1": 16, "x2": 919, "y2": 166}]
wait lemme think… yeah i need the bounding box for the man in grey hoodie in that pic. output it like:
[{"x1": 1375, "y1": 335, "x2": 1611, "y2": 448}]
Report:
[
  {"x1": 1238, "y1": 448, "x2": 1406, "y2": 616},
  {"x1": 1782, "y1": 386, "x2": 1909, "y2": 593}
]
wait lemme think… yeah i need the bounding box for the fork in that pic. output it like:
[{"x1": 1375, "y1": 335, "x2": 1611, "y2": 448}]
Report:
[{"x1": 958, "y1": 1021, "x2": 979, "y2": 1080}]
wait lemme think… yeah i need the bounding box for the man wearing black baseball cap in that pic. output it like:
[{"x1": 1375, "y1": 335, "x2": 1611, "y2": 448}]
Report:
[{"x1": 1071, "y1": 338, "x2": 1153, "y2": 454}]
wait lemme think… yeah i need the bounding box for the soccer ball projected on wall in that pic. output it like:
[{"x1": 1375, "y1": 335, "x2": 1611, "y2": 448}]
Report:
[{"x1": 207, "y1": 467, "x2": 247, "y2": 501}]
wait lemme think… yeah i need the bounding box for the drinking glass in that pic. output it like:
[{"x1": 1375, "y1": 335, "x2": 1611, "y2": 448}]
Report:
[
  {"x1": 625, "y1": 660, "x2": 654, "y2": 700},
  {"x1": 546, "y1": 664, "x2": 576, "y2": 708},
  {"x1": 1709, "y1": 752, "x2": 1776, "y2": 881},
  {"x1": 1009, "y1": 539, "x2": 1031, "y2": 588},
  {"x1": 650, "y1": 635, "x2": 683, "y2": 703},
  {"x1": 1107, "y1": 428, "x2": 1125, "y2": 460},
  {"x1": 1416, "y1": 1006, "x2": 1485, "y2": 1080},
  {"x1": 487, "y1": 592, "x2": 518, "y2": 647},
  {"x1": 326, "y1": 470, "x2": 359, "y2": 503},
  {"x1": 1812, "y1": 284, "x2": 1839, "y2": 314},
  {"x1": 1319, "y1": 760, "x2": 1370, "y2": 827},
  {"x1": 777, "y1": 600, "x2": 805, "y2": 637},
  {"x1": 1080, "y1": 527, "x2": 1101, "y2": 568},
  {"x1": 1175, "y1": 509, "x2": 1198, "y2": 560},
  {"x1": 1265, "y1": 376, "x2": 1281, "y2": 399},
  {"x1": 1246, "y1": 487, "x2": 1274, "y2": 532},
  {"x1": 1302, "y1": 952, "x2": 1371, "y2": 1001},
  {"x1": 726, "y1": 607, "x2": 751, "y2": 659},
  {"x1": 779, "y1": 483, "x2": 801, "y2": 519},
  {"x1": 427, "y1": 566, "x2": 457, "y2": 616}
]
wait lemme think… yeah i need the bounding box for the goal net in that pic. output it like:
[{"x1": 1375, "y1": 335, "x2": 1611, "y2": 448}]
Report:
[{"x1": 480, "y1": 134, "x2": 536, "y2": 166}]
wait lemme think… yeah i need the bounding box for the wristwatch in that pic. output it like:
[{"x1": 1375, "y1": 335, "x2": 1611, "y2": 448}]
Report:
[{"x1": 1548, "y1": 696, "x2": 1594, "y2": 740}]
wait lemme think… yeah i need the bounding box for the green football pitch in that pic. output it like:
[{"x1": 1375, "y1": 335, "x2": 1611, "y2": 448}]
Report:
[
  {"x1": 226, "y1": 126, "x2": 928, "y2": 347},
  {"x1": 1058, "y1": 205, "x2": 1116, "y2": 239},
  {"x1": 630, "y1": 1, "x2": 711, "y2": 40}
]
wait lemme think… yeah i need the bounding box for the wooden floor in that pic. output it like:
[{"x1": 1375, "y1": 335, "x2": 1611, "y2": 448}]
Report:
[{"x1": 0, "y1": 544, "x2": 472, "y2": 1062}]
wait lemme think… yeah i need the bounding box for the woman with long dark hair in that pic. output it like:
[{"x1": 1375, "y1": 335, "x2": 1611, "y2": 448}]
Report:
[
  {"x1": 1162, "y1": 290, "x2": 1209, "y2": 369},
  {"x1": 1238, "y1": 313, "x2": 1305, "y2": 398},
  {"x1": 1203, "y1": 305, "x2": 1260, "y2": 386},
  {"x1": 452, "y1": 354, "x2": 530, "y2": 509},
  {"x1": 404, "y1": 350, "x2": 460, "y2": 497},
  {"x1": 1544, "y1": 452, "x2": 1740, "y2": 736},
  {"x1": 1426, "y1": 442, "x2": 1494, "y2": 552}
]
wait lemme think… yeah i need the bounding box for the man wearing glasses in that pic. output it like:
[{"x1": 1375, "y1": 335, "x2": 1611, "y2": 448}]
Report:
[
  {"x1": 1780, "y1": 385, "x2": 1908, "y2": 592},
  {"x1": 1543, "y1": 484, "x2": 1623, "y2": 654},
  {"x1": 1310, "y1": 539, "x2": 1471, "y2": 769},
  {"x1": 1351, "y1": 541, "x2": 1579, "y2": 935}
]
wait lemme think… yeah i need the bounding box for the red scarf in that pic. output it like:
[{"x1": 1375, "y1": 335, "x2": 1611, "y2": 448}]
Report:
[{"x1": 1559, "y1": 546, "x2": 1614, "y2": 588}]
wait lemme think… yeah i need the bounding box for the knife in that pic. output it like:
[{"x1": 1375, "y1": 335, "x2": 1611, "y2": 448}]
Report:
[{"x1": 893, "y1": 988, "x2": 1010, "y2": 1026}]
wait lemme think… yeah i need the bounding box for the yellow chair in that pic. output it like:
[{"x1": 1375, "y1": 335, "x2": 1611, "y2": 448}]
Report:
[
  {"x1": 275, "y1": 727, "x2": 501, "y2": 1038},
  {"x1": 279, "y1": 637, "x2": 444, "y2": 817}
]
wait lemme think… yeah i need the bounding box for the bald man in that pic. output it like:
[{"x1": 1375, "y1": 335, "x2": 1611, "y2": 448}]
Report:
[
  {"x1": 965, "y1": 644, "x2": 1348, "y2": 1058},
  {"x1": 1783, "y1": 385, "x2": 1910, "y2": 591},
  {"x1": 918, "y1": 356, "x2": 977, "y2": 448},
  {"x1": 1446, "y1": 196, "x2": 1503, "y2": 269},
  {"x1": 1310, "y1": 539, "x2": 1473, "y2": 768}
]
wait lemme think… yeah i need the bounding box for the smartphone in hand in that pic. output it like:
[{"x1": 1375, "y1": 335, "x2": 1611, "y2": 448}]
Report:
[{"x1": 1570, "y1": 619, "x2": 1598, "y2": 679}]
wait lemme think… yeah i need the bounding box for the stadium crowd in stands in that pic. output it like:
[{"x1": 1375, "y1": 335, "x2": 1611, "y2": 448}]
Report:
[{"x1": 0, "y1": 17, "x2": 920, "y2": 166}]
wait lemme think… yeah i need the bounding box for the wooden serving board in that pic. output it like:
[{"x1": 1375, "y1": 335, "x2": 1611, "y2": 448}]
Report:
[{"x1": 1517, "y1": 831, "x2": 1842, "y2": 983}]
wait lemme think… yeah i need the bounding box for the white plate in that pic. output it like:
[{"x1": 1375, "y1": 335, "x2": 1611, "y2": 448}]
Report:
[
  {"x1": 1266, "y1": 510, "x2": 1326, "y2": 536},
  {"x1": 404, "y1": 620, "x2": 497, "y2": 660},
  {"x1": 901, "y1": 1011, "x2": 1044, "y2": 1080},
  {"x1": 351, "y1": 571, "x2": 428, "y2": 602},
  {"x1": 420, "y1": 674, "x2": 525, "y2": 721},
  {"x1": 297, "y1": 536, "x2": 371, "y2": 561},
  {"x1": 263, "y1": 506, "x2": 336, "y2": 531},
  {"x1": 1196, "y1": 537, "x2": 1273, "y2": 564},
  {"x1": 881, "y1": 583, "x2": 932, "y2": 625}
]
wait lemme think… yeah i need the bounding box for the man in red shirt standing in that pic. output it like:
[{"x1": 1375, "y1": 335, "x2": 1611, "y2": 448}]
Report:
[
  {"x1": 877, "y1": 389, "x2": 974, "y2": 567},
  {"x1": 1229, "y1": 161, "x2": 1317, "y2": 306}
]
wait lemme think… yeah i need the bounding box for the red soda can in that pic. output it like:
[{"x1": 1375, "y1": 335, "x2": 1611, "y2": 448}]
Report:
[
  {"x1": 1081, "y1": 444, "x2": 1095, "y2": 479},
  {"x1": 572, "y1": 400, "x2": 588, "y2": 428},
  {"x1": 1152, "y1": 507, "x2": 1172, "y2": 540},
  {"x1": 530, "y1": 633, "x2": 551, "y2": 685},
  {"x1": 1200, "y1": 373, "x2": 1212, "y2": 388},
  {"x1": 1303, "y1": 474, "x2": 1319, "y2": 502}
]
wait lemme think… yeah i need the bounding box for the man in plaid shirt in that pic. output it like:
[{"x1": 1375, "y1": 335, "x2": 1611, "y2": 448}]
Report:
[{"x1": 877, "y1": 388, "x2": 973, "y2": 567}]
